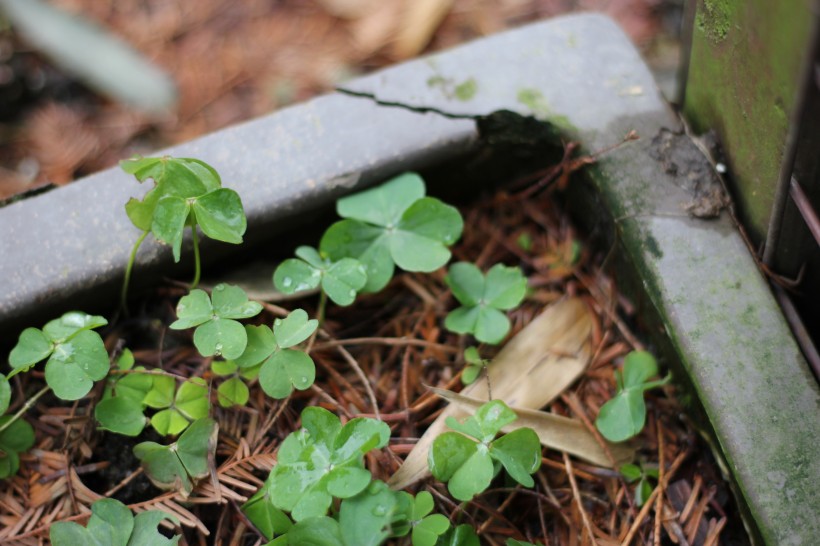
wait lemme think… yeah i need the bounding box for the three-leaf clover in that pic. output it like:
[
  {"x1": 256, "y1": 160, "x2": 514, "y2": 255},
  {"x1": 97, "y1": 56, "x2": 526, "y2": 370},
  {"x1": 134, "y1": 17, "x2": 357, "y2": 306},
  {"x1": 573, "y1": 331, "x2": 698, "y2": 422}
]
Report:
[
  {"x1": 121, "y1": 156, "x2": 246, "y2": 262},
  {"x1": 232, "y1": 309, "x2": 318, "y2": 399},
  {"x1": 461, "y1": 347, "x2": 488, "y2": 385},
  {"x1": 274, "y1": 246, "x2": 368, "y2": 306},
  {"x1": 320, "y1": 173, "x2": 463, "y2": 293},
  {"x1": 245, "y1": 406, "x2": 390, "y2": 522},
  {"x1": 170, "y1": 284, "x2": 262, "y2": 359},
  {"x1": 595, "y1": 351, "x2": 671, "y2": 442},
  {"x1": 409, "y1": 491, "x2": 450, "y2": 546},
  {"x1": 134, "y1": 417, "x2": 217, "y2": 497},
  {"x1": 211, "y1": 360, "x2": 255, "y2": 407},
  {"x1": 428, "y1": 400, "x2": 541, "y2": 501},
  {"x1": 444, "y1": 263, "x2": 527, "y2": 344},
  {"x1": 620, "y1": 462, "x2": 659, "y2": 507},
  {"x1": 0, "y1": 415, "x2": 35, "y2": 478},
  {"x1": 50, "y1": 498, "x2": 180, "y2": 546},
  {"x1": 8, "y1": 311, "x2": 109, "y2": 400},
  {"x1": 142, "y1": 376, "x2": 209, "y2": 436}
]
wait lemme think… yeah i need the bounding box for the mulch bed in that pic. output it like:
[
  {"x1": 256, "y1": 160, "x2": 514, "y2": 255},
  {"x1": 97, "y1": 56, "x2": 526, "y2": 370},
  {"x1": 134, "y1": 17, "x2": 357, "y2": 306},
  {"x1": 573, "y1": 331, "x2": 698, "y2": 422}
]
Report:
[{"x1": 0, "y1": 158, "x2": 741, "y2": 545}]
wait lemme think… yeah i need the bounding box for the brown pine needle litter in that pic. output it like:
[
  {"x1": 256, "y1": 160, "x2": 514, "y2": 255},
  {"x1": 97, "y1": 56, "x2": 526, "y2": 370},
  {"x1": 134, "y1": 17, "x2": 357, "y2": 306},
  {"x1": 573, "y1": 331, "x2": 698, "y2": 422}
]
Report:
[{"x1": 0, "y1": 163, "x2": 741, "y2": 545}]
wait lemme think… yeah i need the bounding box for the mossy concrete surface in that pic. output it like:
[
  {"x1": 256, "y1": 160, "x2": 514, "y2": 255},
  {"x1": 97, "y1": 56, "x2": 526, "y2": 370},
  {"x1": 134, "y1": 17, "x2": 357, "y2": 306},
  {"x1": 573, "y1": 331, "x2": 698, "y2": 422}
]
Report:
[
  {"x1": 684, "y1": 0, "x2": 814, "y2": 243},
  {"x1": 0, "y1": 13, "x2": 817, "y2": 544}
]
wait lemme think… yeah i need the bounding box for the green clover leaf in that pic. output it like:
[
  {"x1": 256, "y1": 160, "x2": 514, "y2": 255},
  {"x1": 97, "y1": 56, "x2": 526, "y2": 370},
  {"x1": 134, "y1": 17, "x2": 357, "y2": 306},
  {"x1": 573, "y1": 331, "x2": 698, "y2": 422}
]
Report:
[
  {"x1": 147, "y1": 378, "x2": 209, "y2": 436},
  {"x1": 95, "y1": 397, "x2": 147, "y2": 437},
  {"x1": 595, "y1": 351, "x2": 671, "y2": 442},
  {"x1": 217, "y1": 376, "x2": 249, "y2": 407},
  {"x1": 320, "y1": 173, "x2": 463, "y2": 292},
  {"x1": 0, "y1": 415, "x2": 35, "y2": 479},
  {"x1": 50, "y1": 497, "x2": 180, "y2": 546},
  {"x1": 9, "y1": 312, "x2": 110, "y2": 400},
  {"x1": 0, "y1": 374, "x2": 10, "y2": 415},
  {"x1": 437, "y1": 524, "x2": 480, "y2": 546},
  {"x1": 238, "y1": 309, "x2": 317, "y2": 399},
  {"x1": 260, "y1": 407, "x2": 389, "y2": 521},
  {"x1": 274, "y1": 246, "x2": 368, "y2": 306},
  {"x1": 410, "y1": 491, "x2": 450, "y2": 546},
  {"x1": 429, "y1": 400, "x2": 541, "y2": 501},
  {"x1": 170, "y1": 284, "x2": 262, "y2": 359},
  {"x1": 338, "y1": 480, "x2": 413, "y2": 546},
  {"x1": 444, "y1": 263, "x2": 527, "y2": 344},
  {"x1": 620, "y1": 463, "x2": 659, "y2": 506},
  {"x1": 134, "y1": 417, "x2": 217, "y2": 497},
  {"x1": 98, "y1": 356, "x2": 150, "y2": 434},
  {"x1": 461, "y1": 347, "x2": 488, "y2": 386},
  {"x1": 121, "y1": 156, "x2": 222, "y2": 232}
]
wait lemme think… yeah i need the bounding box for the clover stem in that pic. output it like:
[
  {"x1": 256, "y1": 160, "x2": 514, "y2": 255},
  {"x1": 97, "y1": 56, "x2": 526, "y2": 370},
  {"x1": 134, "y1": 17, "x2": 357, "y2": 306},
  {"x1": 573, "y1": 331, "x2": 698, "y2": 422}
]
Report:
[
  {"x1": 306, "y1": 290, "x2": 327, "y2": 353},
  {"x1": 0, "y1": 385, "x2": 49, "y2": 434},
  {"x1": 120, "y1": 230, "x2": 149, "y2": 313},
  {"x1": 191, "y1": 226, "x2": 201, "y2": 289}
]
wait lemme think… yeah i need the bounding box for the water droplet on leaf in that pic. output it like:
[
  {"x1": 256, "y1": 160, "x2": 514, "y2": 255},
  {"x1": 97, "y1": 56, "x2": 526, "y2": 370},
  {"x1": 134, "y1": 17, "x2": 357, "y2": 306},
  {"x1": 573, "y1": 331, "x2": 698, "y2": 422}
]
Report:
[
  {"x1": 215, "y1": 284, "x2": 225, "y2": 291},
  {"x1": 282, "y1": 277, "x2": 293, "y2": 288},
  {"x1": 372, "y1": 506, "x2": 387, "y2": 516}
]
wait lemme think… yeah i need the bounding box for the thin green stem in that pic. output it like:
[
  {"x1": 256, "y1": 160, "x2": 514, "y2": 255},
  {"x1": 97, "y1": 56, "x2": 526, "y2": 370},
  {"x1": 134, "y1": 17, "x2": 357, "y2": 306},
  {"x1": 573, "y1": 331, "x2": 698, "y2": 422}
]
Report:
[
  {"x1": 191, "y1": 226, "x2": 201, "y2": 288},
  {"x1": 0, "y1": 385, "x2": 49, "y2": 434},
  {"x1": 306, "y1": 290, "x2": 327, "y2": 354},
  {"x1": 121, "y1": 230, "x2": 149, "y2": 312}
]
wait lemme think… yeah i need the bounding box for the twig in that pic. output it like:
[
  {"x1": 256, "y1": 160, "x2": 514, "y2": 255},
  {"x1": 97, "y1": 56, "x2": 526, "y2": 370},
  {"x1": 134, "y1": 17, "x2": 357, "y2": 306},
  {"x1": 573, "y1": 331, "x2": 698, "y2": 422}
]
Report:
[
  {"x1": 563, "y1": 452, "x2": 599, "y2": 546},
  {"x1": 622, "y1": 449, "x2": 689, "y2": 545},
  {"x1": 336, "y1": 345, "x2": 380, "y2": 419},
  {"x1": 0, "y1": 385, "x2": 49, "y2": 434},
  {"x1": 312, "y1": 337, "x2": 457, "y2": 353},
  {"x1": 654, "y1": 418, "x2": 665, "y2": 546}
]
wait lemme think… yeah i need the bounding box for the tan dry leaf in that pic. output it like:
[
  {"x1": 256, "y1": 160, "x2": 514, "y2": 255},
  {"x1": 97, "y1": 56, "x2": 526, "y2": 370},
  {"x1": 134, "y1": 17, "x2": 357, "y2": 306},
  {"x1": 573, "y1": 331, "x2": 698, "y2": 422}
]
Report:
[
  {"x1": 391, "y1": 0, "x2": 455, "y2": 59},
  {"x1": 388, "y1": 296, "x2": 593, "y2": 490},
  {"x1": 428, "y1": 387, "x2": 635, "y2": 466}
]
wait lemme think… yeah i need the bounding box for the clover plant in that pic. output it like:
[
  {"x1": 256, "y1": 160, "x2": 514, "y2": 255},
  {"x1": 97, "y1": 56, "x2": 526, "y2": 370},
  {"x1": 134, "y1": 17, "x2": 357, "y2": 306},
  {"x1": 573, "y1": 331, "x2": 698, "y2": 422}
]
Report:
[
  {"x1": 143, "y1": 376, "x2": 209, "y2": 436},
  {"x1": 211, "y1": 360, "x2": 256, "y2": 407},
  {"x1": 120, "y1": 156, "x2": 247, "y2": 293},
  {"x1": 8, "y1": 311, "x2": 109, "y2": 400},
  {"x1": 620, "y1": 462, "x2": 659, "y2": 507},
  {"x1": 230, "y1": 309, "x2": 318, "y2": 399},
  {"x1": 243, "y1": 406, "x2": 390, "y2": 524},
  {"x1": 134, "y1": 417, "x2": 217, "y2": 496},
  {"x1": 428, "y1": 400, "x2": 541, "y2": 501},
  {"x1": 461, "y1": 347, "x2": 488, "y2": 386},
  {"x1": 170, "y1": 283, "x2": 262, "y2": 360},
  {"x1": 50, "y1": 497, "x2": 180, "y2": 546},
  {"x1": 319, "y1": 172, "x2": 464, "y2": 293},
  {"x1": 409, "y1": 491, "x2": 451, "y2": 546},
  {"x1": 0, "y1": 415, "x2": 35, "y2": 479},
  {"x1": 444, "y1": 263, "x2": 527, "y2": 344},
  {"x1": 274, "y1": 245, "x2": 368, "y2": 306},
  {"x1": 595, "y1": 351, "x2": 670, "y2": 442}
]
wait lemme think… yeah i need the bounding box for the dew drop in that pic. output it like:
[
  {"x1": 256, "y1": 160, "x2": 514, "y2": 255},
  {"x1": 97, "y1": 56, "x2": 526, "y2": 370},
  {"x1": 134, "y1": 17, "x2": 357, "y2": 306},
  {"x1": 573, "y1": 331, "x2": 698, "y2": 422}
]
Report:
[
  {"x1": 282, "y1": 277, "x2": 293, "y2": 288},
  {"x1": 295, "y1": 283, "x2": 310, "y2": 291},
  {"x1": 215, "y1": 284, "x2": 225, "y2": 291},
  {"x1": 348, "y1": 289, "x2": 356, "y2": 298},
  {"x1": 357, "y1": 265, "x2": 366, "y2": 274},
  {"x1": 310, "y1": 270, "x2": 321, "y2": 279},
  {"x1": 214, "y1": 343, "x2": 223, "y2": 355},
  {"x1": 372, "y1": 506, "x2": 387, "y2": 516},
  {"x1": 274, "y1": 318, "x2": 282, "y2": 327}
]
